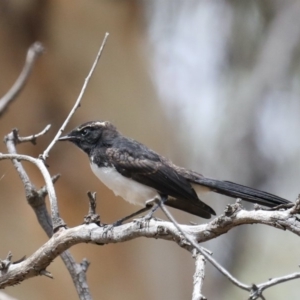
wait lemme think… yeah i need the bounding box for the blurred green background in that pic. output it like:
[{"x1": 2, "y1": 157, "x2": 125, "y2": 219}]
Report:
[{"x1": 0, "y1": 1, "x2": 300, "y2": 299}]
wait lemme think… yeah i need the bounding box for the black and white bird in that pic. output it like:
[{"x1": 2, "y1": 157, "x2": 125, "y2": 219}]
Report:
[{"x1": 59, "y1": 121, "x2": 291, "y2": 220}]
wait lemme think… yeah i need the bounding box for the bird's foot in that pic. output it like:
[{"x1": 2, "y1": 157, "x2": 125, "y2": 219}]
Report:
[
  {"x1": 136, "y1": 212, "x2": 154, "y2": 223},
  {"x1": 134, "y1": 195, "x2": 167, "y2": 225},
  {"x1": 102, "y1": 224, "x2": 114, "y2": 235},
  {"x1": 136, "y1": 203, "x2": 158, "y2": 223},
  {"x1": 133, "y1": 215, "x2": 152, "y2": 228},
  {"x1": 134, "y1": 211, "x2": 162, "y2": 225},
  {"x1": 101, "y1": 218, "x2": 126, "y2": 235},
  {"x1": 112, "y1": 219, "x2": 124, "y2": 227}
]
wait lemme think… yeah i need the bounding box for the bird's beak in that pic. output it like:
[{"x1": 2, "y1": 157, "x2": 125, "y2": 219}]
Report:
[{"x1": 58, "y1": 135, "x2": 73, "y2": 141}]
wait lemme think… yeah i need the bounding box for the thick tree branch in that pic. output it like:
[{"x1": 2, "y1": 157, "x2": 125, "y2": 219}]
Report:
[{"x1": 0, "y1": 204, "x2": 299, "y2": 291}]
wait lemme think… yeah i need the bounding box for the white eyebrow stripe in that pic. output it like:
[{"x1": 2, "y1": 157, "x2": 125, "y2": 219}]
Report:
[
  {"x1": 94, "y1": 121, "x2": 107, "y2": 126},
  {"x1": 77, "y1": 121, "x2": 107, "y2": 131}
]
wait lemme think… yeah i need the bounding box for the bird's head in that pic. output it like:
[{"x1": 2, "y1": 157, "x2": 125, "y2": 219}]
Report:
[{"x1": 59, "y1": 121, "x2": 119, "y2": 154}]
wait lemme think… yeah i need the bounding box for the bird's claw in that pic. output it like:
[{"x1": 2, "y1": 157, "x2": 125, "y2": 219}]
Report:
[
  {"x1": 102, "y1": 219, "x2": 124, "y2": 235},
  {"x1": 102, "y1": 224, "x2": 115, "y2": 235},
  {"x1": 134, "y1": 212, "x2": 155, "y2": 225}
]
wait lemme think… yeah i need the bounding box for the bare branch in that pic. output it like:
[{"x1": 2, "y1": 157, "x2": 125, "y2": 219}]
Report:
[
  {"x1": 14, "y1": 124, "x2": 51, "y2": 145},
  {"x1": 41, "y1": 32, "x2": 109, "y2": 161},
  {"x1": 192, "y1": 252, "x2": 206, "y2": 300},
  {"x1": 249, "y1": 272, "x2": 300, "y2": 300},
  {"x1": 289, "y1": 194, "x2": 300, "y2": 214},
  {"x1": 4, "y1": 130, "x2": 54, "y2": 233},
  {"x1": 1, "y1": 33, "x2": 110, "y2": 298},
  {"x1": 80, "y1": 258, "x2": 90, "y2": 273},
  {"x1": 158, "y1": 201, "x2": 251, "y2": 291},
  {"x1": 0, "y1": 42, "x2": 44, "y2": 117},
  {"x1": 158, "y1": 201, "x2": 300, "y2": 298},
  {"x1": 0, "y1": 221, "x2": 178, "y2": 288},
  {"x1": 38, "y1": 174, "x2": 61, "y2": 199},
  {"x1": 84, "y1": 192, "x2": 100, "y2": 225},
  {"x1": 4, "y1": 132, "x2": 44, "y2": 213},
  {"x1": 0, "y1": 152, "x2": 64, "y2": 230},
  {"x1": 60, "y1": 252, "x2": 92, "y2": 300},
  {"x1": 0, "y1": 210, "x2": 298, "y2": 291},
  {"x1": 3, "y1": 132, "x2": 92, "y2": 300},
  {"x1": 2, "y1": 134, "x2": 299, "y2": 296},
  {"x1": 39, "y1": 269, "x2": 53, "y2": 279},
  {"x1": 0, "y1": 252, "x2": 12, "y2": 272}
]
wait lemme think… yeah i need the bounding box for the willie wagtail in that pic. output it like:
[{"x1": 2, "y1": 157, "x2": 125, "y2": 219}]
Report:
[{"x1": 59, "y1": 121, "x2": 291, "y2": 219}]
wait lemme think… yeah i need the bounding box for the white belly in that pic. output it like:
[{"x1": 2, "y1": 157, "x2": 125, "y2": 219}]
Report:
[{"x1": 90, "y1": 163, "x2": 158, "y2": 206}]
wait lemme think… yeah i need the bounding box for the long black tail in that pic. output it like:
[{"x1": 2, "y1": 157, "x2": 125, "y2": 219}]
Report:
[{"x1": 194, "y1": 177, "x2": 291, "y2": 207}]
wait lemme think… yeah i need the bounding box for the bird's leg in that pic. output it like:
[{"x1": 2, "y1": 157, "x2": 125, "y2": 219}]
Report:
[
  {"x1": 103, "y1": 204, "x2": 153, "y2": 234},
  {"x1": 111, "y1": 205, "x2": 152, "y2": 227},
  {"x1": 141, "y1": 194, "x2": 168, "y2": 222},
  {"x1": 112, "y1": 197, "x2": 167, "y2": 226},
  {"x1": 103, "y1": 196, "x2": 167, "y2": 234}
]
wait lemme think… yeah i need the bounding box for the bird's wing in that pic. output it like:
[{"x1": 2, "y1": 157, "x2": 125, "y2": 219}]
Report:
[
  {"x1": 106, "y1": 147, "x2": 198, "y2": 201},
  {"x1": 106, "y1": 147, "x2": 216, "y2": 217}
]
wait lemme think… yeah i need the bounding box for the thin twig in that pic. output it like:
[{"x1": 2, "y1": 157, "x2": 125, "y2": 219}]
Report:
[
  {"x1": 0, "y1": 42, "x2": 44, "y2": 116},
  {"x1": 39, "y1": 269, "x2": 53, "y2": 279},
  {"x1": 41, "y1": 32, "x2": 109, "y2": 161},
  {"x1": 38, "y1": 174, "x2": 61, "y2": 199},
  {"x1": 14, "y1": 124, "x2": 51, "y2": 145},
  {"x1": 249, "y1": 272, "x2": 300, "y2": 300},
  {"x1": 289, "y1": 194, "x2": 300, "y2": 214},
  {"x1": 84, "y1": 192, "x2": 100, "y2": 225},
  {"x1": 0, "y1": 252, "x2": 13, "y2": 272}
]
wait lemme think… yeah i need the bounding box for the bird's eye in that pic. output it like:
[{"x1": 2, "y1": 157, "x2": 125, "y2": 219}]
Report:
[{"x1": 81, "y1": 129, "x2": 89, "y2": 136}]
